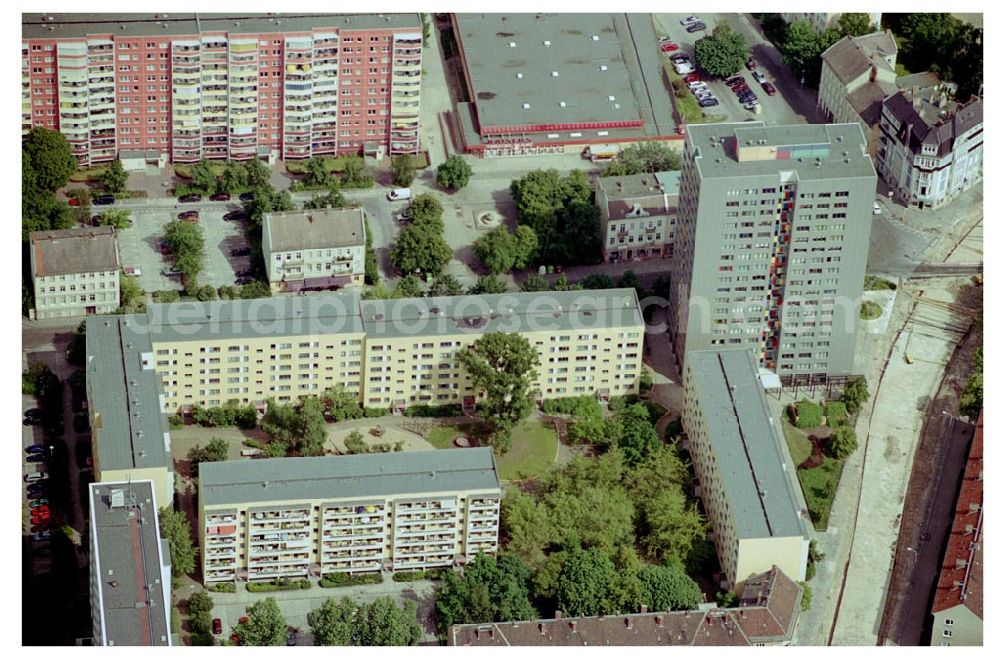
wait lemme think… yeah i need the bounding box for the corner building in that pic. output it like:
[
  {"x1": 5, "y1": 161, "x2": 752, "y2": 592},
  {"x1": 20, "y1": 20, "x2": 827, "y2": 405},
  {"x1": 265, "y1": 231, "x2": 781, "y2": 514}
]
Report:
[
  {"x1": 668, "y1": 122, "x2": 876, "y2": 383},
  {"x1": 22, "y1": 13, "x2": 421, "y2": 165}
]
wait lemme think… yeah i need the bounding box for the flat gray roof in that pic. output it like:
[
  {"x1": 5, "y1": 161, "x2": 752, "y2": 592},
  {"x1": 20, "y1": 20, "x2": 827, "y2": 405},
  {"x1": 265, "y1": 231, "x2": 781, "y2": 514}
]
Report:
[
  {"x1": 264, "y1": 207, "x2": 366, "y2": 253},
  {"x1": 598, "y1": 170, "x2": 680, "y2": 200},
  {"x1": 686, "y1": 349, "x2": 806, "y2": 540},
  {"x1": 31, "y1": 226, "x2": 119, "y2": 277},
  {"x1": 89, "y1": 480, "x2": 171, "y2": 646},
  {"x1": 689, "y1": 122, "x2": 876, "y2": 181},
  {"x1": 86, "y1": 316, "x2": 171, "y2": 471},
  {"x1": 454, "y1": 13, "x2": 674, "y2": 137},
  {"x1": 200, "y1": 448, "x2": 500, "y2": 507},
  {"x1": 23, "y1": 13, "x2": 421, "y2": 40},
  {"x1": 360, "y1": 289, "x2": 644, "y2": 339}
]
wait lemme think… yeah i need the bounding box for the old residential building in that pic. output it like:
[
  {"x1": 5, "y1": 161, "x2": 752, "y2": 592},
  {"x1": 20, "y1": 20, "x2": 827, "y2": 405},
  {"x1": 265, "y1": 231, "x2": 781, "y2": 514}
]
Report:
[
  {"x1": 877, "y1": 90, "x2": 983, "y2": 209},
  {"x1": 89, "y1": 480, "x2": 173, "y2": 646},
  {"x1": 596, "y1": 171, "x2": 679, "y2": 261},
  {"x1": 198, "y1": 448, "x2": 501, "y2": 583},
  {"x1": 682, "y1": 349, "x2": 810, "y2": 592},
  {"x1": 667, "y1": 122, "x2": 876, "y2": 382},
  {"x1": 29, "y1": 226, "x2": 120, "y2": 320},
  {"x1": 22, "y1": 13, "x2": 422, "y2": 165},
  {"x1": 818, "y1": 31, "x2": 897, "y2": 154},
  {"x1": 930, "y1": 414, "x2": 983, "y2": 646},
  {"x1": 262, "y1": 207, "x2": 366, "y2": 292},
  {"x1": 449, "y1": 566, "x2": 802, "y2": 646}
]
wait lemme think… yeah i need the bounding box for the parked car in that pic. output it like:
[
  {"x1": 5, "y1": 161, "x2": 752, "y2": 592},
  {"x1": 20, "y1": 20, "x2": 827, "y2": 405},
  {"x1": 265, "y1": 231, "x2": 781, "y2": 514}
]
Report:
[
  {"x1": 93, "y1": 195, "x2": 115, "y2": 206},
  {"x1": 212, "y1": 618, "x2": 223, "y2": 635},
  {"x1": 178, "y1": 193, "x2": 202, "y2": 203},
  {"x1": 387, "y1": 188, "x2": 411, "y2": 201},
  {"x1": 743, "y1": 100, "x2": 762, "y2": 112},
  {"x1": 25, "y1": 444, "x2": 46, "y2": 454},
  {"x1": 752, "y1": 70, "x2": 767, "y2": 84},
  {"x1": 732, "y1": 82, "x2": 750, "y2": 94},
  {"x1": 67, "y1": 197, "x2": 80, "y2": 206},
  {"x1": 29, "y1": 499, "x2": 48, "y2": 508},
  {"x1": 25, "y1": 472, "x2": 49, "y2": 483},
  {"x1": 23, "y1": 415, "x2": 42, "y2": 426},
  {"x1": 239, "y1": 192, "x2": 254, "y2": 202},
  {"x1": 683, "y1": 74, "x2": 702, "y2": 84},
  {"x1": 688, "y1": 81, "x2": 709, "y2": 90},
  {"x1": 31, "y1": 515, "x2": 51, "y2": 526},
  {"x1": 680, "y1": 15, "x2": 701, "y2": 26},
  {"x1": 873, "y1": 201, "x2": 883, "y2": 215},
  {"x1": 395, "y1": 207, "x2": 413, "y2": 223},
  {"x1": 210, "y1": 193, "x2": 231, "y2": 202},
  {"x1": 698, "y1": 97, "x2": 720, "y2": 108},
  {"x1": 90, "y1": 215, "x2": 104, "y2": 226},
  {"x1": 746, "y1": 58, "x2": 757, "y2": 70},
  {"x1": 26, "y1": 454, "x2": 47, "y2": 463},
  {"x1": 660, "y1": 42, "x2": 679, "y2": 52},
  {"x1": 27, "y1": 491, "x2": 45, "y2": 500},
  {"x1": 686, "y1": 22, "x2": 707, "y2": 33},
  {"x1": 223, "y1": 209, "x2": 247, "y2": 221},
  {"x1": 761, "y1": 81, "x2": 777, "y2": 96},
  {"x1": 31, "y1": 506, "x2": 50, "y2": 516},
  {"x1": 163, "y1": 267, "x2": 184, "y2": 277},
  {"x1": 178, "y1": 210, "x2": 199, "y2": 221},
  {"x1": 286, "y1": 628, "x2": 298, "y2": 646},
  {"x1": 725, "y1": 75, "x2": 746, "y2": 87},
  {"x1": 32, "y1": 530, "x2": 53, "y2": 542},
  {"x1": 739, "y1": 93, "x2": 759, "y2": 104},
  {"x1": 669, "y1": 52, "x2": 690, "y2": 62},
  {"x1": 24, "y1": 408, "x2": 42, "y2": 419},
  {"x1": 694, "y1": 89, "x2": 714, "y2": 99},
  {"x1": 674, "y1": 62, "x2": 695, "y2": 75}
]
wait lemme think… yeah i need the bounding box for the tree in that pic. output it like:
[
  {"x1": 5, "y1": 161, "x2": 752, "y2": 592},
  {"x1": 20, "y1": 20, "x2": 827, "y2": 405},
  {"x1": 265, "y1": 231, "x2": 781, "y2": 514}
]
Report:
[
  {"x1": 339, "y1": 156, "x2": 374, "y2": 188},
  {"x1": 190, "y1": 158, "x2": 217, "y2": 194},
  {"x1": 608, "y1": 403, "x2": 660, "y2": 464},
  {"x1": 500, "y1": 487, "x2": 553, "y2": 567},
  {"x1": 636, "y1": 485, "x2": 706, "y2": 565},
  {"x1": 841, "y1": 376, "x2": 869, "y2": 414},
  {"x1": 437, "y1": 154, "x2": 473, "y2": 190},
  {"x1": 353, "y1": 597, "x2": 422, "y2": 646},
  {"x1": 243, "y1": 157, "x2": 271, "y2": 189},
  {"x1": 234, "y1": 597, "x2": 286, "y2": 646},
  {"x1": 391, "y1": 154, "x2": 417, "y2": 187},
  {"x1": 960, "y1": 368, "x2": 983, "y2": 419},
  {"x1": 158, "y1": 507, "x2": 196, "y2": 582},
  {"x1": 101, "y1": 158, "x2": 128, "y2": 195},
  {"x1": 827, "y1": 426, "x2": 858, "y2": 459},
  {"x1": 837, "y1": 13, "x2": 877, "y2": 37},
  {"x1": 322, "y1": 384, "x2": 363, "y2": 422},
  {"x1": 428, "y1": 273, "x2": 465, "y2": 296},
  {"x1": 344, "y1": 430, "x2": 368, "y2": 454},
  {"x1": 390, "y1": 223, "x2": 452, "y2": 276},
  {"x1": 119, "y1": 274, "x2": 146, "y2": 313},
  {"x1": 579, "y1": 274, "x2": 615, "y2": 290},
  {"x1": 781, "y1": 20, "x2": 840, "y2": 86},
  {"x1": 219, "y1": 161, "x2": 248, "y2": 194},
  {"x1": 188, "y1": 591, "x2": 214, "y2": 617},
  {"x1": 637, "y1": 565, "x2": 701, "y2": 611},
  {"x1": 101, "y1": 208, "x2": 131, "y2": 230},
  {"x1": 602, "y1": 142, "x2": 682, "y2": 177},
  {"x1": 510, "y1": 169, "x2": 601, "y2": 266},
  {"x1": 304, "y1": 156, "x2": 334, "y2": 188},
  {"x1": 397, "y1": 273, "x2": 424, "y2": 297},
  {"x1": 24, "y1": 128, "x2": 76, "y2": 192},
  {"x1": 296, "y1": 397, "x2": 328, "y2": 457},
  {"x1": 457, "y1": 333, "x2": 540, "y2": 450},
  {"x1": 519, "y1": 274, "x2": 549, "y2": 292},
  {"x1": 304, "y1": 188, "x2": 347, "y2": 210},
  {"x1": 164, "y1": 219, "x2": 205, "y2": 287},
  {"x1": 469, "y1": 274, "x2": 508, "y2": 295},
  {"x1": 309, "y1": 597, "x2": 356, "y2": 646},
  {"x1": 189, "y1": 437, "x2": 230, "y2": 477},
  {"x1": 556, "y1": 547, "x2": 619, "y2": 617},
  {"x1": 693, "y1": 21, "x2": 749, "y2": 78},
  {"x1": 474, "y1": 225, "x2": 538, "y2": 274},
  {"x1": 435, "y1": 554, "x2": 537, "y2": 633},
  {"x1": 408, "y1": 193, "x2": 444, "y2": 223}
]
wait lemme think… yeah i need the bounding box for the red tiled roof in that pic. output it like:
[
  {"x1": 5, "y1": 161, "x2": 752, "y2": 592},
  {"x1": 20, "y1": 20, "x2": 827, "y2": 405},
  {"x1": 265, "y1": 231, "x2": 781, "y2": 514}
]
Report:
[{"x1": 931, "y1": 413, "x2": 983, "y2": 617}]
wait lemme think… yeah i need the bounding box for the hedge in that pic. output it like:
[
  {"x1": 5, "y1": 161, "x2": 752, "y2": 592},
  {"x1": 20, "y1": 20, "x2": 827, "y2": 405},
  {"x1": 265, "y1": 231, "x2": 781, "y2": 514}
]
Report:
[
  {"x1": 392, "y1": 569, "x2": 445, "y2": 582},
  {"x1": 318, "y1": 572, "x2": 383, "y2": 588},
  {"x1": 404, "y1": 404, "x2": 463, "y2": 418},
  {"x1": 541, "y1": 396, "x2": 602, "y2": 419},
  {"x1": 363, "y1": 407, "x2": 390, "y2": 418},
  {"x1": 208, "y1": 582, "x2": 236, "y2": 593},
  {"x1": 246, "y1": 579, "x2": 312, "y2": 593}
]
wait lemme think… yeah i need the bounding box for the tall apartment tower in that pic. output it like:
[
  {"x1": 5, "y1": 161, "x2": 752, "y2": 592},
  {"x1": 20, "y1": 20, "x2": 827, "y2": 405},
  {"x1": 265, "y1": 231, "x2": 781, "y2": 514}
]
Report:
[
  {"x1": 668, "y1": 123, "x2": 876, "y2": 382},
  {"x1": 22, "y1": 13, "x2": 422, "y2": 165}
]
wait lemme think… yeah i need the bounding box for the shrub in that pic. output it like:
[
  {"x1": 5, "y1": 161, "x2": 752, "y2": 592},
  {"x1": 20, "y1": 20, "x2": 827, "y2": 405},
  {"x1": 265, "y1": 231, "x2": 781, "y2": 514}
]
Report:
[
  {"x1": 247, "y1": 579, "x2": 312, "y2": 593},
  {"x1": 823, "y1": 401, "x2": 849, "y2": 428},
  {"x1": 859, "y1": 300, "x2": 882, "y2": 320},
  {"x1": 863, "y1": 275, "x2": 896, "y2": 291},
  {"x1": 154, "y1": 290, "x2": 180, "y2": 303},
  {"x1": 208, "y1": 582, "x2": 236, "y2": 593},
  {"x1": 790, "y1": 400, "x2": 823, "y2": 429},
  {"x1": 800, "y1": 582, "x2": 812, "y2": 611},
  {"x1": 827, "y1": 426, "x2": 858, "y2": 460},
  {"x1": 318, "y1": 572, "x2": 383, "y2": 588},
  {"x1": 392, "y1": 571, "x2": 426, "y2": 582},
  {"x1": 404, "y1": 404, "x2": 463, "y2": 418},
  {"x1": 363, "y1": 407, "x2": 390, "y2": 418},
  {"x1": 541, "y1": 396, "x2": 602, "y2": 420},
  {"x1": 168, "y1": 414, "x2": 184, "y2": 429}
]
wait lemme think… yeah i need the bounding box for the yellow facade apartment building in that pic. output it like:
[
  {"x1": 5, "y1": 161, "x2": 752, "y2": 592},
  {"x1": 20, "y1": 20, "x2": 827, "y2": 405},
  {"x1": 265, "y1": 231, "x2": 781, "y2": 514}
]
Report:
[{"x1": 198, "y1": 448, "x2": 501, "y2": 582}]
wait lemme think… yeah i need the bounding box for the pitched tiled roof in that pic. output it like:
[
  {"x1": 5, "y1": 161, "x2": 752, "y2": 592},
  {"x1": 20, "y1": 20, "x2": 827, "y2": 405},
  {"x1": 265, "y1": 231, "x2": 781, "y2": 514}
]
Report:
[
  {"x1": 846, "y1": 79, "x2": 897, "y2": 128},
  {"x1": 448, "y1": 566, "x2": 802, "y2": 646},
  {"x1": 822, "y1": 30, "x2": 897, "y2": 84},
  {"x1": 931, "y1": 413, "x2": 983, "y2": 618},
  {"x1": 31, "y1": 226, "x2": 119, "y2": 277},
  {"x1": 883, "y1": 91, "x2": 983, "y2": 157}
]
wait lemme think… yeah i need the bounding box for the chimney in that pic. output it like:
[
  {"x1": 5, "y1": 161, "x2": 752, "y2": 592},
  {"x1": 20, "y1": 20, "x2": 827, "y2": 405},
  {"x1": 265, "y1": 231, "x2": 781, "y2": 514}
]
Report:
[
  {"x1": 624, "y1": 617, "x2": 631, "y2": 628},
  {"x1": 569, "y1": 621, "x2": 577, "y2": 633},
  {"x1": 554, "y1": 610, "x2": 562, "y2": 620},
  {"x1": 640, "y1": 604, "x2": 648, "y2": 614}
]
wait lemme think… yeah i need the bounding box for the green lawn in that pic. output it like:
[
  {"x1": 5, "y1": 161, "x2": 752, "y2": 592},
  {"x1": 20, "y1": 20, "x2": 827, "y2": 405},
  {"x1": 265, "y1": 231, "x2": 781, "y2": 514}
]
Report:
[
  {"x1": 782, "y1": 418, "x2": 843, "y2": 531},
  {"x1": 425, "y1": 421, "x2": 558, "y2": 481},
  {"x1": 860, "y1": 301, "x2": 883, "y2": 320}
]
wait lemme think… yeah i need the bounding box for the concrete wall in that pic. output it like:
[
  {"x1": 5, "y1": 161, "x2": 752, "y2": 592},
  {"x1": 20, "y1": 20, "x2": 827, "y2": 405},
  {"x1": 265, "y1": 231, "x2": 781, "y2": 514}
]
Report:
[{"x1": 735, "y1": 536, "x2": 809, "y2": 591}]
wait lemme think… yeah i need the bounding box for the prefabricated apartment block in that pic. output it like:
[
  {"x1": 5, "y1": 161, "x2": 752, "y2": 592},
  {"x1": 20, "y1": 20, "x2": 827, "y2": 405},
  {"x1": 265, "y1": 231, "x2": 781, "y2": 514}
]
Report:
[
  {"x1": 22, "y1": 13, "x2": 422, "y2": 165},
  {"x1": 682, "y1": 349, "x2": 810, "y2": 592},
  {"x1": 198, "y1": 448, "x2": 501, "y2": 582},
  {"x1": 668, "y1": 122, "x2": 876, "y2": 383}
]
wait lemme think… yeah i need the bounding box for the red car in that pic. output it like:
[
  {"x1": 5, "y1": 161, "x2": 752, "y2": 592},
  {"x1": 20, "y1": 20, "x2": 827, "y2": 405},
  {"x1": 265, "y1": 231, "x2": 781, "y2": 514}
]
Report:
[
  {"x1": 683, "y1": 74, "x2": 701, "y2": 84},
  {"x1": 746, "y1": 58, "x2": 757, "y2": 70},
  {"x1": 68, "y1": 198, "x2": 80, "y2": 206},
  {"x1": 31, "y1": 506, "x2": 50, "y2": 517},
  {"x1": 761, "y1": 81, "x2": 777, "y2": 96},
  {"x1": 212, "y1": 618, "x2": 223, "y2": 635},
  {"x1": 733, "y1": 84, "x2": 750, "y2": 95},
  {"x1": 30, "y1": 515, "x2": 52, "y2": 527},
  {"x1": 660, "y1": 42, "x2": 680, "y2": 53}
]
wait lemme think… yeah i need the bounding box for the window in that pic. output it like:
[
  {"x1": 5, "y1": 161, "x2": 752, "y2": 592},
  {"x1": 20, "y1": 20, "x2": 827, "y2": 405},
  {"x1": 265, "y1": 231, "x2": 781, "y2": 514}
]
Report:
[{"x1": 942, "y1": 630, "x2": 953, "y2": 638}]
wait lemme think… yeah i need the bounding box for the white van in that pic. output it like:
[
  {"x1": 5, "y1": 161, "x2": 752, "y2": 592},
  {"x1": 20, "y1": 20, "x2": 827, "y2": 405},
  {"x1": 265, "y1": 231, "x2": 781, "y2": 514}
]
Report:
[
  {"x1": 25, "y1": 471, "x2": 49, "y2": 482},
  {"x1": 387, "y1": 188, "x2": 411, "y2": 201}
]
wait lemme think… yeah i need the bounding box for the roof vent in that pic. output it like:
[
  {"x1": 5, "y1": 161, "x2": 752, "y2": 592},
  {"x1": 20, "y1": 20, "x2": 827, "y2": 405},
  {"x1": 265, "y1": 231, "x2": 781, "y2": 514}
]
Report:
[
  {"x1": 599, "y1": 65, "x2": 608, "y2": 71},
  {"x1": 509, "y1": 41, "x2": 516, "y2": 48},
  {"x1": 559, "y1": 101, "x2": 566, "y2": 107},
  {"x1": 522, "y1": 103, "x2": 531, "y2": 109},
  {"x1": 608, "y1": 95, "x2": 616, "y2": 101},
  {"x1": 110, "y1": 489, "x2": 125, "y2": 508},
  {"x1": 515, "y1": 72, "x2": 523, "y2": 79},
  {"x1": 551, "y1": 71, "x2": 559, "y2": 77},
  {"x1": 544, "y1": 40, "x2": 551, "y2": 47},
  {"x1": 592, "y1": 35, "x2": 600, "y2": 41}
]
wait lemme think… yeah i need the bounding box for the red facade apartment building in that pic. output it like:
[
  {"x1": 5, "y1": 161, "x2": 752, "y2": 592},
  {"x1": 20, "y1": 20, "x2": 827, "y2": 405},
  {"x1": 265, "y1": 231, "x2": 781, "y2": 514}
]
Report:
[{"x1": 22, "y1": 13, "x2": 422, "y2": 166}]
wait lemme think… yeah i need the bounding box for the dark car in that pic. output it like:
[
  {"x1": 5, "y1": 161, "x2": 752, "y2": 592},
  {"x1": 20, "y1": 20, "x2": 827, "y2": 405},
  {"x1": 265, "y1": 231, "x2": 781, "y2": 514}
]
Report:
[
  {"x1": 223, "y1": 209, "x2": 247, "y2": 221},
  {"x1": 239, "y1": 192, "x2": 254, "y2": 202},
  {"x1": 286, "y1": 628, "x2": 298, "y2": 646},
  {"x1": 686, "y1": 22, "x2": 707, "y2": 33},
  {"x1": 93, "y1": 194, "x2": 115, "y2": 206},
  {"x1": 698, "y1": 97, "x2": 720, "y2": 108},
  {"x1": 733, "y1": 83, "x2": 750, "y2": 94},
  {"x1": 746, "y1": 58, "x2": 757, "y2": 70},
  {"x1": 25, "y1": 444, "x2": 46, "y2": 454},
  {"x1": 27, "y1": 491, "x2": 46, "y2": 500},
  {"x1": 23, "y1": 416, "x2": 42, "y2": 426},
  {"x1": 24, "y1": 408, "x2": 42, "y2": 418},
  {"x1": 178, "y1": 210, "x2": 200, "y2": 222},
  {"x1": 178, "y1": 193, "x2": 202, "y2": 203},
  {"x1": 739, "y1": 93, "x2": 758, "y2": 104},
  {"x1": 26, "y1": 454, "x2": 47, "y2": 463},
  {"x1": 212, "y1": 618, "x2": 223, "y2": 635},
  {"x1": 761, "y1": 81, "x2": 777, "y2": 96},
  {"x1": 725, "y1": 75, "x2": 746, "y2": 87},
  {"x1": 159, "y1": 240, "x2": 171, "y2": 255},
  {"x1": 669, "y1": 52, "x2": 689, "y2": 62},
  {"x1": 210, "y1": 193, "x2": 231, "y2": 202}
]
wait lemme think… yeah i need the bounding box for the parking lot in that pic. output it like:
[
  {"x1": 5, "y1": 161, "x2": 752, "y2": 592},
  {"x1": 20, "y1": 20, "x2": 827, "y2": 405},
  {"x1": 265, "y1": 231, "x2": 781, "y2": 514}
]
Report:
[{"x1": 653, "y1": 12, "x2": 825, "y2": 126}]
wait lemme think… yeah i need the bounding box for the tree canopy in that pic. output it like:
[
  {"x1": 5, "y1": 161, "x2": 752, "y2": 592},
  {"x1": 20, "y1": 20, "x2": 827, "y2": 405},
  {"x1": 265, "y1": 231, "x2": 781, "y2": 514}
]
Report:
[
  {"x1": 827, "y1": 426, "x2": 858, "y2": 459},
  {"x1": 469, "y1": 274, "x2": 509, "y2": 295},
  {"x1": 637, "y1": 564, "x2": 703, "y2": 611},
  {"x1": 837, "y1": 13, "x2": 877, "y2": 37},
  {"x1": 24, "y1": 127, "x2": 76, "y2": 192},
  {"x1": 309, "y1": 597, "x2": 422, "y2": 646},
  {"x1": 188, "y1": 437, "x2": 230, "y2": 477},
  {"x1": 391, "y1": 154, "x2": 417, "y2": 187},
  {"x1": 474, "y1": 225, "x2": 538, "y2": 274},
  {"x1": 893, "y1": 13, "x2": 982, "y2": 100},
  {"x1": 693, "y1": 21, "x2": 749, "y2": 77},
  {"x1": 101, "y1": 158, "x2": 129, "y2": 195},
  {"x1": 602, "y1": 142, "x2": 682, "y2": 177},
  {"x1": 435, "y1": 554, "x2": 537, "y2": 634},
  {"x1": 390, "y1": 223, "x2": 452, "y2": 276},
  {"x1": 234, "y1": 597, "x2": 286, "y2": 646},
  {"x1": 260, "y1": 397, "x2": 328, "y2": 456},
  {"x1": 437, "y1": 155, "x2": 473, "y2": 190},
  {"x1": 510, "y1": 169, "x2": 602, "y2": 266},
  {"x1": 164, "y1": 219, "x2": 205, "y2": 288},
  {"x1": 158, "y1": 506, "x2": 196, "y2": 582}
]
